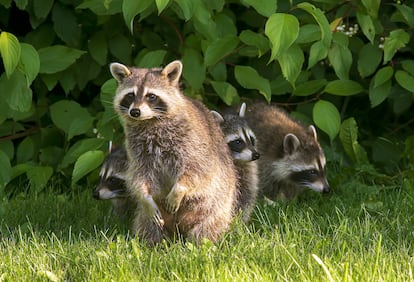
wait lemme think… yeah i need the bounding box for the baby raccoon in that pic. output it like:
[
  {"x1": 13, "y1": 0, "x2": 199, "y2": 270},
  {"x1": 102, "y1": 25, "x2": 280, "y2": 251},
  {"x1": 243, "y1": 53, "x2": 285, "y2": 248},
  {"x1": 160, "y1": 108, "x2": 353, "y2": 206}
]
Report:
[
  {"x1": 212, "y1": 103, "x2": 260, "y2": 222},
  {"x1": 245, "y1": 102, "x2": 330, "y2": 201},
  {"x1": 110, "y1": 60, "x2": 237, "y2": 244},
  {"x1": 93, "y1": 146, "x2": 135, "y2": 219}
]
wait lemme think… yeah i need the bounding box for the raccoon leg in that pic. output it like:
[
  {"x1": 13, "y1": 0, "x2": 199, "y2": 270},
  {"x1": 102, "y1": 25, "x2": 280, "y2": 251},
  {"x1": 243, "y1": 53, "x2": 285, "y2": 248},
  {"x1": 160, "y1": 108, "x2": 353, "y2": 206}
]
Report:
[
  {"x1": 165, "y1": 183, "x2": 187, "y2": 214},
  {"x1": 135, "y1": 181, "x2": 164, "y2": 228},
  {"x1": 132, "y1": 210, "x2": 164, "y2": 245},
  {"x1": 140, "y1": 194, "x2": 165, "y2": 228}
]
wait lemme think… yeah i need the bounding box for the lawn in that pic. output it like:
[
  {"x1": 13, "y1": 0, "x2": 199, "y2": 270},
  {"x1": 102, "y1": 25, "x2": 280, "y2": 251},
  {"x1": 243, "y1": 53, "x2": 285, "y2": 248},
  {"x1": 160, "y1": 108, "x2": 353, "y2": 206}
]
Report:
[{"x1": 0, "y1": 174, "x2": 413, "y2": 281}]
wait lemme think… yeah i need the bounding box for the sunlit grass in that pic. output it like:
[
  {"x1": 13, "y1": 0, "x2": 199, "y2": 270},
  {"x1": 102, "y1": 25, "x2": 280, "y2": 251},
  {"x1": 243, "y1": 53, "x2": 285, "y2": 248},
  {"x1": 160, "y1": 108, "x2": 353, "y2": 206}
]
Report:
[{"x1": 1, "y1": 177, "x2": 413, "y2": 281}]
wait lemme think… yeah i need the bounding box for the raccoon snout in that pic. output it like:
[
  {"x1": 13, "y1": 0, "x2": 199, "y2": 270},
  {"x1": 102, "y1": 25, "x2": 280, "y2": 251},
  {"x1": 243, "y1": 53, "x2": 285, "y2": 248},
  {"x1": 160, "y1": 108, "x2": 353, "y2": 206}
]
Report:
[
  {"x1": 252, "y1": 152, "x2": 260, "y2": 161},
  {"x1": 129, "y1": 108, "x2": 141, "y2": 118},
  {"x1": 323, "y1": 184, "x2": 330, "y2": 193}
]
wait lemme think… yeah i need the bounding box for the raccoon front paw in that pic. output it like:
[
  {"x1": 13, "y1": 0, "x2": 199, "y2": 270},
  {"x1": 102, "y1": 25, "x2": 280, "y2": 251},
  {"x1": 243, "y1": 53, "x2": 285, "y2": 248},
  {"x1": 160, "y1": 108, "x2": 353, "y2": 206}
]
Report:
[
  {"x1": 143, "y1": 195, "x2": 164, "y2": 229},
  {"x1": 165, "y1": 183, "x2": 187, "y2": 214}
]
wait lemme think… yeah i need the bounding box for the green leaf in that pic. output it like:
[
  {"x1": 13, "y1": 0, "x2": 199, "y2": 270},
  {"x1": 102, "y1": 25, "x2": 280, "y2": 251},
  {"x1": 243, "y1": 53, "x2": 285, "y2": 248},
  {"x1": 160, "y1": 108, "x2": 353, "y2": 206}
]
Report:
[
  {"x1": 18, "y1": 43, "x2": 40, "y2": 86},
  {"x1": 297, "y1": 2, "x2": 332, "y2": 47},
  {"x1": 395, "y1": 70, "x2": 414, "y2": 93},
  {"x1": 52, "y1": 3, "x2": 81, "y2": 46},
  {"x1": 33, "y1": 0, "x2": 54, "y2": 19},
  {"x1": 156, "y1": 0, "x2": 170, "y2": 14},
  {"x1": 137, "y1": 50, "x2": 167, "y2": 68},
  {"x1": 122, "y1": 0, "x2": 152, "y2": 32},
  {"x1": 16, "y1": 136, "x2": 34, "y2": 163},
  {"x1": 308, "y1": 40, "x2": 328, "y2": 69},
  {"x1": 0, "y1": 151, "x2": 12, "y2": 188},
  {"x1": 313, "y1": 100, "x2": 341, "y2": 141},
  {"x1": 324, "y1": 80, "x2": 364, "y2": 96},
  {"x1": 211, "y1": 81, "x2": 239, "y2": 106},
  {"x1": 50, "y1": 100, "x2": 94, "y2": 140},
  {"x1": 204, "y1": 35, "x2": 239, "y2": 67},
  {"x1": 393, "y1": 4, "x2": 414, "y2": 28},
  {"x1": 293, "y1": 79, "x2": 327, "y2": 96},
  {"x1": 26, "y1": 166, "x2": 53, "y2": 192},
  {"x1": 0, "y1": 71, "x2": 32, "y2": 112},
  {"x1": 297, "y1": 24, "x2": 321, "y2": 44},
  {"x1": 0, "y1": 31, "x2": 21, "y2": 78},
  {"x1": 234, "y1": 65, "x2": 271, "y2": 102},
  {"x1": 38, "y1": 45, "x2": 85, "y2": 74},
  {"x1": 277, "y1": 44, "x2": 304, "y2": 87},
  {"x1": 383, "y1": 29, "x2": 410, "y2": 64},
  {"x1": 183, "y1": 48, "x2": 206, "y2": 90},
  {"x1": 174, "y1": 0, "x2": 195, "y2": 20},
  {"x1": 401, "y1": 60, "x2": 414, "y2": 76},
  {"x1": 265, "y1": 13, "x2": 299, "y2": 62},
  {"x1": 373, "y1": 66, "x2": 394, "y2": 88},
  {"x1": 76, "y1": 0, "x2": 122, "y2": 15},
  {"x1": 39, "y1": 146, "x2": 64, "y2": 167},
  {"x1": 72, "y1": 150, "x2": 105, "y2": 185},
  {"x1": 0, "y1": 140, "x2": 14, "y2": 160},
  {"x1": 108, "y1": 34, "x2": 132, "y2": 65},
  {"x1": 339, "y1": 118, "x2": 368, "y2": 163},
  {"x1": 60, "y1": 138, "x2": 106, "y2": 169},
  {"x1": 369, "y1": 79, "x2": 391, "y2": 108},
  {"x1": 239, "y1": 30, "x2": 270, "y2": 57},
  {"x1": 328, "y1": 34, "x2": 352, "y2": 80},
  {"x1": 14, "y1": 0, "x2": 27, "y2": 9},
  {"x1": 361, "y1": 0, "x2": 380, "y2": 18},
  {"x1": 356, "y1": 11, "x2": 375, "y2": 43},
  {"x1": 241, "y1": 0, "x2": 276, "y2": 17},
  {"x1": 357, "y1": 43, "x2": 382, "y2": 78},
  {"x1": 88, "y1": 32, "x2": 107, "y2": 66}
]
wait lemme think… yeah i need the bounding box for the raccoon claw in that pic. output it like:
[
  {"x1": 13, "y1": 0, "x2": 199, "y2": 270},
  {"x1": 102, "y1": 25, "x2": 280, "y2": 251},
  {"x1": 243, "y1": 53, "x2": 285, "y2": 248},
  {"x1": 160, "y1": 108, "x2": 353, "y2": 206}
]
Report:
[
  {"x1": 152, "y1": 210, "x2": 164, "y2": 229},
  {"x1": 143, "y1": 195, "x2": 164, "y2": 229},
  {"x1": 165, "y1": 201, "x2": 179, "y2": 214},
  {"x1": 165, "y1": 184, "x2": 187, "y2": 214}
]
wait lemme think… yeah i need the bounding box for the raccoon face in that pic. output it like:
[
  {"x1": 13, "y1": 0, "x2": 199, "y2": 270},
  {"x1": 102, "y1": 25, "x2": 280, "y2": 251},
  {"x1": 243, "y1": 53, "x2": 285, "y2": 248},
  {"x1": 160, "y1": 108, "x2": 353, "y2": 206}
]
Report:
[
  {"x1": 93, "y1": 148, "x2": 128, "y2": 200},
  {"x1": 226, "y1": 128, "x2": 260, "y2": 162},
  {"x1": 272, "y1": 126, "x2": 330, "y2": 193},
  {"x1": 116, "y1": 87, "x2": 169, "y2": 121},
  {"x1": 212, "y1": 103, "x2": 260, "y2": 162},
  {"x1": 110, "y1": 61, "x2": 183, "y2": 122}
]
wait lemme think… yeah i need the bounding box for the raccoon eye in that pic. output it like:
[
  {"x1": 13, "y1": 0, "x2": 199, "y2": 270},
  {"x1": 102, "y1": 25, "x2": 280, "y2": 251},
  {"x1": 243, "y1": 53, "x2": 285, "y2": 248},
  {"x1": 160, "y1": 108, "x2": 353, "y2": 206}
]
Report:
[
  {"x1": 146, "y1": 93, "x2": 157, "y2": 101},
  {"x1": 126, "y1": 92, "x2": 134, "y2": 98},
  {"x1": 228, "y1": 139, "x2": 245, "y2": 153},
  {"x1": 308, "y1": 169, "x2": 318, "y2": 176}
]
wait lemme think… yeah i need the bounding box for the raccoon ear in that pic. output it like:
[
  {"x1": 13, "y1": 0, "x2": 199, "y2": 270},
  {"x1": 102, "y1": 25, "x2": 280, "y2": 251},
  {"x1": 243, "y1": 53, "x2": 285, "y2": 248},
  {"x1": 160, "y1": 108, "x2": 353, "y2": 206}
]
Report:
[
  {"x1": 283, "y1": 133, "x2": 300, "y2": 155},
  {"x1": 239, "y1": 102, "x2": 246, "y2": 118},
  {"x1": 211, "y1": 110, "x2": 224, "y2": 124},
  {"x1": 110, "y1": 63, "x2": 131, "y2": 83},
  {"x1": 162, "y1": 60, "x2": 183, "y2": 85},
  {"x1": 308, "y1": 125, "x2": 318, "y2": 141}
]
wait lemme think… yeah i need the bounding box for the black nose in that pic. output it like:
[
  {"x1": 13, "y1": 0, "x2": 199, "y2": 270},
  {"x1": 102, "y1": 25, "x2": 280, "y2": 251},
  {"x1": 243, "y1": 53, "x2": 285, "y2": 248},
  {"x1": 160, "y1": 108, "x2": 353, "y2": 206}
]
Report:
[
  {"x1": 92, "y1": 189, "x2": 100, "y2": 199},
  {"x1": 323, "y1": 185, "x2": 330, "y2": 193},
  {"x1": 252, "y1": 152, "x2": 260, "y2": 160},
  {"x1": 129, "y1": 108, "x2": 140, "y2": 118}
]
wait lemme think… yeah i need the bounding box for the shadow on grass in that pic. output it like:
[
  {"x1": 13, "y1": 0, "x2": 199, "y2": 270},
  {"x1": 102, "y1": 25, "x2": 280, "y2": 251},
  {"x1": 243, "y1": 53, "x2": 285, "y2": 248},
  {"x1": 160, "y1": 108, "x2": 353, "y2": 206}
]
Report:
[{"x1": 0, "y1": 189, "x2": 131, "y2": 240}]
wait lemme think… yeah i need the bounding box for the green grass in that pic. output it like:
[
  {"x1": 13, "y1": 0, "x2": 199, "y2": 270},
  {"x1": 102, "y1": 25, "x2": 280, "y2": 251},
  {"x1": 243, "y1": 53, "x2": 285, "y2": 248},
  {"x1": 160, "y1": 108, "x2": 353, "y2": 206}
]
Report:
[{"x1": 1, "y1": 176, "x2": 413, "y2": 281}]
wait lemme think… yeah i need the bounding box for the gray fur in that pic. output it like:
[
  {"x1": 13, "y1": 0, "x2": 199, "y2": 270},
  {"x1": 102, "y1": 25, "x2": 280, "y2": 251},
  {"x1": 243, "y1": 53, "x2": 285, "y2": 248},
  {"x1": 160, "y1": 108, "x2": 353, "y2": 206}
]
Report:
[
  {"x1": 93, "y1": 147, "x2": 135, "y2": 219},
  {"x1": 111, "y1": 60, "x2": 237, "y2": 244},
  {"x1": 245, "y1": 102, "x2": 330, "y2": 201},
  {"x1": 213, "y1": 103, "x2": 260, "y2": 222}
]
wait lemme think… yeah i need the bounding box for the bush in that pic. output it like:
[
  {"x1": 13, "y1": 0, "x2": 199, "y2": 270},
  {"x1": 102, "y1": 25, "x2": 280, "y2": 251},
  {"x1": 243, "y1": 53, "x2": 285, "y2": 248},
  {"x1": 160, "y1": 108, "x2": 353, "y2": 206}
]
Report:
[{"x1": 0, "y1": 0, "x2": 413, "y2": 194}]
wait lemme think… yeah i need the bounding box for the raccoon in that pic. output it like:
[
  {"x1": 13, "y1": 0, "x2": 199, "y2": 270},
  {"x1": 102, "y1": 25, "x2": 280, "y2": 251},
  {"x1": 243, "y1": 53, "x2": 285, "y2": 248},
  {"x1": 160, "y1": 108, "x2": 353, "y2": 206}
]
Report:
[
  {"x1": 245, "y1": 102, "x2": 330, "y2": 201},
  {"x1": 93, "y1": 146, "x2": 135, "y2": 219},
  {"x1": 110, "y1": 60, "x2": 237, "y2": 244},
  {"x1": 212, "y1": 103, "x2": 260, "y2": 222}
]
